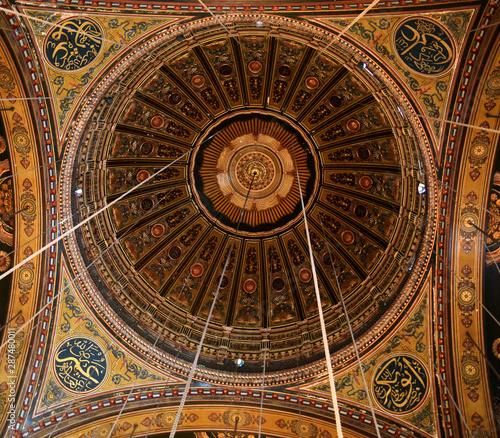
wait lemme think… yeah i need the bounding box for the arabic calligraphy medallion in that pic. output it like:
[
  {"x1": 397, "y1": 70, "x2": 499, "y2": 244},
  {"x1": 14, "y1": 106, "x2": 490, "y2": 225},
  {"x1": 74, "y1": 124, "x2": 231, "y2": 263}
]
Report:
[
  {"x1": 373, "y1": 355, "x2": 428, "y2": 413},
  {"x1": 394, "y1": 18, "x2": 454, "y2": 76},
  {"x1": 54, "y1": 337, "x2": 107, "y2": 393},
  {"x1": 44, "y1": 18, "x2": 103, "y2": 71}
]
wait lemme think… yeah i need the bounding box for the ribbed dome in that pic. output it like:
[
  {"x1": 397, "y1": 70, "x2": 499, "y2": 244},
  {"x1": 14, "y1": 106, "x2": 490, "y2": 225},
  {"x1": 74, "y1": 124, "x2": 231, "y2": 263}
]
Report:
[{"x1": 64, "y1": 16, "x2": 433, "y2": 375}]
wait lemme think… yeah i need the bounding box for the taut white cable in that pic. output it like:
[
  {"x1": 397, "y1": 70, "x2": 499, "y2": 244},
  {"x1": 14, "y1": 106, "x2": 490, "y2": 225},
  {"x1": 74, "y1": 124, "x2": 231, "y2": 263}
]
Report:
[
  {"x1": 439, "y1": 180, "x2": 500, "y2": 221},
  {"x1": 435, "y1": 369, "x2": 474, "y2": 438},
  {"x1": 0, "y1": 227, "x2": 122, "y2": 352},
  {"x1": 0, "y1": 157, "x2": 187, "y2": 354},
  {"x1": 317, "y1": 0, "x2": 380, "y2": 58},
  {"x1": 293, "y1": 166, "x2": 343, "y2": 438},
  {"x1": 168, "y1": 248, "x2": 233, "y2": 438},
  {"x1": 337, "y1": 0, "x2": 380, "y2": 39},
  {"x1": 197, "y1": 0, "x2": 238, "y2": 40},
  {"x1": 168, "y1": 173, "x2": 256, "y2": 438},
  {"x1": 418, "y1": 113, "x2": 500, "y2": 135},
  {"x1": 107, "y1": 334, "x2": 162, "y2": 438},
  {"x1": 321, "y1": 218, "x2": 381, "y2": 438},
  {"x1": 45, "y1": 195, "x2": 167, "y2": 438},
  {"x1": 257, "y1": 349, "x2": 267, "y2": 438},
  {"x1": 0, "y1": 97, "x2": 55, "y2": 101},
  {"x1": 0, "y1": 152, "x2": 188, "y2": 281}
]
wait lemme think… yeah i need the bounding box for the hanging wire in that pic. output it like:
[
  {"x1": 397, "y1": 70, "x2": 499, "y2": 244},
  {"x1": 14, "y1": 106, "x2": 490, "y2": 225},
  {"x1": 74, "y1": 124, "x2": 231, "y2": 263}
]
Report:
[
  {"x1": 435, "y1": 369, "x2": 475, "y2": 438},
  {"x1": 0, "y1": 5, "x2": 496, "y2": 437},
  {"x1": 136, "y1": 215, "x2": 224, "y2": 438},
  {"x1": 257, "y1": 269, "x2": 272, "y2": 438},
  {"x1": 257, "y1": 348, "x2": 266, "y2": 438},
  {"x1": 0, "y1": 164, "x2": 187, "y2": 350},
  {"x1": 0, "y1": 97, "x2": 56, "y2": 102},
  {"x1": 318, "y1": 214, "x2": 382, "y2": 438},
  {"x1": 0, "y1": 226, "x2": 123, "y2": 352},
  {"x1": 107, "y1": 333, "x2": 163, "y2": 438},
  {"x1": 0, "y1": 310, "x2": 21, "y2": 333},
  {"x1": 0, "y1": 7, "x2": 127, "y2": 50},
  {"x1": 418, "y1": 205, "x2": 500, "y2": 437},
  {"x1": 0, "y1": 157, "x2": 76, "y2": 268},
  {"x1": 2, "y1": 128, "x2": 221, "y2": 280},
  {"x1": 433, "y1": 180, "x2": 500, "y2": 327},
  {"x1": 418, "y1": 114, "x2": 500, "y2": 135},
  {"x1": 48, "y1": 372, "x2": 95, "y2": 438},
  {"x1": 222, "y1": 361, "x2": 241, "y2": 438},
  {"x1": 255, "y1": 267, "x2": 273, "y2": 438},
  {"x1": 197, "y1": 0, "x2": 238, "y2": 40},
  {"x1": 142, "y1": 339, "x2": 183, "y2": 438},
  {"x1": 0, "y1": 157, "x2": 67, "y2": 185},
  {"x1": 484, "y1": 239, "x2": 500, "y2": 276},
  {"x1": 466, "y1": 330, "x2": 500, "y2": 381},
  {"x1": 44, "y1": 194, "x2": 167, "y2": 437},
  {"x1": 168, "y1": 172, "x2": 257, "y2": 438},
  {"x1": 0, "y1": 200, "x2": 96, "y2": 278},
  {"x1": 392, "y1": 335, "x2": 475, "y2": 438},
  {"x1": 0, "y1": 131, "x2": 218, "y2": 365},
  {"x1": 143, "y1": 339, "x2": 183, "y2": 438},
  {"x1": 45, "y1": 189, "x2": 213, "y2": 438},
  {"x1": 447, "y1": 244, "x2": 500, "y2": 330},
  {"x1": 0, "y1": 152, "x2": 188, "y2": 282},
  {"x1": 439, "y1": 180, "x2": 500, "y2": 221},
  {"x1": 336, "y1": 0, "x2": 380, "y2": 40},
  {"x1": 440, "y1": 232, "x2": 498, "y2": 438},
  {"x1": 311, "y1": 0, "x2": 380, "y2": 62},
  {"x1": 290, "y1": 153, "x2": 343, "y2": 438}
]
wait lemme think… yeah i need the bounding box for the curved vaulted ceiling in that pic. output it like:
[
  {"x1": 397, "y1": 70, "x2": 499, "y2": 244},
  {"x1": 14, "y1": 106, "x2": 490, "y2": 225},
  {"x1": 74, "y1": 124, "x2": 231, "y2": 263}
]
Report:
[
  {"x1": 63, "y1": 18, "x2": 434, "y2": 376},
  {"x1": 2, "y1": 2, "x2": 500, "y2": 438}
]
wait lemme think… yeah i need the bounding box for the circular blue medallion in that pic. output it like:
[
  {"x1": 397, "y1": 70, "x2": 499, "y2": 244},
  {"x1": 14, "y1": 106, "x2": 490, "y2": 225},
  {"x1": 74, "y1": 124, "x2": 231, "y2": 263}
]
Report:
[
  {"x1": 54, "y1": 337, "x2": 107, "y2": 393},
  {"x1": 394, "y1": 18, "x2": 454, "y2": 76},
  {"x1": 373, "y1": 355, "x2": 428, "y2": 413},
  {"x1": 44, "y1": 18, "x2": 103, "y2": 71}
]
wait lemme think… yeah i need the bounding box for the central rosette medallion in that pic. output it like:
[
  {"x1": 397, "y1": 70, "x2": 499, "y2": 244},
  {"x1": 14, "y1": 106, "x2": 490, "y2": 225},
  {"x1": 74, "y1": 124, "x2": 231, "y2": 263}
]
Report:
[
  {"x1": 191, "y1": 113, "x2": 318, "y2": 235},
  {"x1": 217, "y1": 134, "x2": 295, "y2": 212},
  {"x1": 235, "y1": 149, "x2": 274, "y2": 191}
]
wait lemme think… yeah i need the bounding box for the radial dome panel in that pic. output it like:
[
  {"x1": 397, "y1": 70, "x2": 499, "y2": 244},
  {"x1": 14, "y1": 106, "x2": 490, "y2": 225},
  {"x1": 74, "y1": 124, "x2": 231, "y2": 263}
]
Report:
[{"x1": 62, "y1": 17, "x2": 435, "y2": 375}]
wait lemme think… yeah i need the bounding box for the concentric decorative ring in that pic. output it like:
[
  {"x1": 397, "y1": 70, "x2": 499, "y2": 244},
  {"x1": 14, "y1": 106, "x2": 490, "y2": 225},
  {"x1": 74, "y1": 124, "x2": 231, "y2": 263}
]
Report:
[
  {"x1": 235, "y1": 151, "x2": 275, "y2": 191},
  {"x1": 191, "y1": 112, "x2": 318, "y2": 235},
  {"x1": 63, "y1": 16, "x2": 435, "y2": 376}
]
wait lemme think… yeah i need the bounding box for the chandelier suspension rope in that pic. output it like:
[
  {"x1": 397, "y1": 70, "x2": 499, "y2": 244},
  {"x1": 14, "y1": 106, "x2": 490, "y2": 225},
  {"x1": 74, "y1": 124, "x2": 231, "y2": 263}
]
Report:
[
  {"x1": 168, "y1": 172, "x2": 257, "y2": 438},
  {"x1": 315, "y1": 0, "x2": 380, "y2": 60},
  {"x1": 0, "y1": 152, "x2": 187, "y2": 282},
  {"x1": 292, "y1": 152, "x2": 343, "y2": 438},
  {"x1": 107, "y1": 333, "x2": 163, "y2": 438},
  {"x1": 319, "y1": 215, "x2": 382, "y2": 438},
  {"x1": 0, "y1": 189, "x2": 170, "y2": 351},
  {"x1": 0, "y1": 222, "x2": 123, "y2": 352},
  {"x1": 257, "y1": 349, "x2": 267, "y2": 438},
  {"x1": 50, "y1": 195, "x2": 169, "y2": 438},
  {"x1": 0, "y1": 153, "x2": 187, "y2": 351},
  {"x1": 197, "y1": 0, "x2": 238, "y2": 40},
  {"x1": 434, "y1": 367, "x2": 475, "y2": 438},
  {"x1": 426, "y1": 182, "x2": 500, "y2": 329}
]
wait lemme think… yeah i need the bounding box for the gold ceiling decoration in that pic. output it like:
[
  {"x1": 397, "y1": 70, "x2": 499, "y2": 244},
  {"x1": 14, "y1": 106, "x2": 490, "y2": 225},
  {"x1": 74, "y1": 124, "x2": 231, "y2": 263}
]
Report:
[
  {"x1": 191, "y1": 113, "x2": 317, "y2": 234},
  {"x1": 58, "y1": 16, "x2": 435, "y2": 378}
]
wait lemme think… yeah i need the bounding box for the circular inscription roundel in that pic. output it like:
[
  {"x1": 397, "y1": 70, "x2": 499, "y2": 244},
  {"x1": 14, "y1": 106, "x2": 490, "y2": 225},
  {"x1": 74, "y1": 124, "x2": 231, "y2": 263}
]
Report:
[
  {"x1": 44, "y1": 18, "x2": 103, "y2": 71},
  {"x1": 394, "y1": 18, "x2": 454, "y2": 76},
  {"x1": 373, "y1": 355, "x2": 428, "y2": 413},
  {"x1": 54, "y1": 337, "x2": 107, "y2": 393}
]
